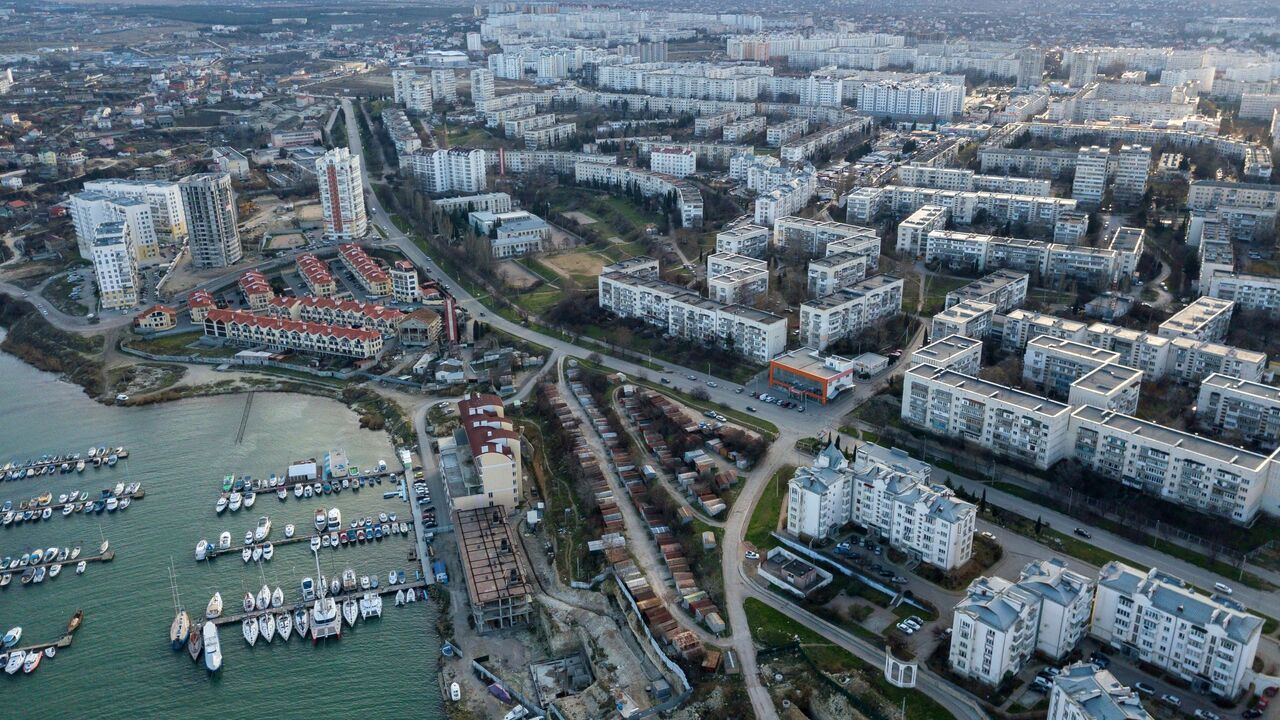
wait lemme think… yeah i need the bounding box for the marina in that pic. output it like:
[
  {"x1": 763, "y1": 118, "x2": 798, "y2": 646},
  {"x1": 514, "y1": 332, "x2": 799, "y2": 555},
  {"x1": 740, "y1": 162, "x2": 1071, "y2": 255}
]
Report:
[
  {"x1": 3, "y1": 610, "x2": 84, "y2": 658},
  {"x1": 1, "y1": 485, "x2": 144, "y2": 527},
  {"x1": 203, "y1": 578, "x2": 428, "y2": 630},
  {"x1": 1, "y1": 542, "x2": 115, "y2": 581},
  {"x1": 194, "y1": 516, "x2": 412, "y2": 561},
  {"x1": 211, "y1": 465, "x2": 404, "y2": 513},
  {"x1": 2, "y1": 447, "x2": 130, "y2": 482}
]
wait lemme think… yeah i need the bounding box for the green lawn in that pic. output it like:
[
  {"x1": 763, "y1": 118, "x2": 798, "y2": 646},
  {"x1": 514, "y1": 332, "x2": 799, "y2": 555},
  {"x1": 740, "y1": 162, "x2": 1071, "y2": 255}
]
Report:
[
  {"x1": 744, "y1": 598, "x2": 955, "y2": 720},
  {"x1": 511, "y1": 288, "x2": 562, "y2": 315},
  {"x1": 745, "y1": 465, "x2": 794, "y2": 548}
]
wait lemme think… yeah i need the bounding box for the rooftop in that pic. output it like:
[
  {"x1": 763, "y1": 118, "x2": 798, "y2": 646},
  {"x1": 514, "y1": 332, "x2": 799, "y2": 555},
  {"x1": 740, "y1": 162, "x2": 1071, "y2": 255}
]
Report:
[
  {"x1": 1071, "y1": 405, "x2": 1275, "y2": 471},
  {"x1": 908, "y1": 363, "x2": 1073, "y2": 416}
]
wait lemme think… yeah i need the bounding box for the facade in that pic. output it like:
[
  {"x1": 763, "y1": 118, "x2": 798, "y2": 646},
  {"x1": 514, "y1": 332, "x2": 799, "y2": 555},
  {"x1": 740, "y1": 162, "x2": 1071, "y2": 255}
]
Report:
[
  {"x1": 857, "y1": 78, "x2": 965, "y2": 118},
  {"x1": 296, "y1": 254, "x2": 337, "y2": 298},
  {"x1": 895, "y1": 204, "x2": 949, "y2": 256},
  {"x1": 202, "y1": 309, "x2": 383, "y2": 359},
  {"x1": 83, "y1": 178, "x2": 187, "y2": 242},
  {"x1": 1067, "y1": 364, "x2": 1144, "y2": 415},
  {"x1": 91, "y1": 221, "x2": 139, "y2": 310},
  {"x1": 1022, "y1": 336, "x2": 1124, "y2": 400},
  {"x1": 949, "y1": 576, "x2": 1041, "y2": 686},
  {"x1": 409, "y1": 148, "x2": 488, "y2": 194},
  {"x1": 470, "y1": 68, "x2": 495, "y2": 104},
  {"x1": 211, "y1": 147, "x2": 249, "y2": 180},
  {"x1": 1195, "y1": 374, "x2": 1280, "y2": 449},
  {"x1": 187, "y1": 289, "x2": 215, "y2": 323},
  {"x1": 944, "y1": 270, "x2": 1029, "y2": 314},
  {"x1": 574, "y1": 162, "x2": 703, "y2": 228},
  {"x1": 1072, "y1": 146, "x2": 1110, "y2": 206},
  {"x1": 1167, "y1": 337, "x2": 1266, "y2": 384},
  {"x1": 902, "y1": 363, "x2": 1074, "y2": 470},
  {"x1": 1114, "y1": 145, "x2": 1152, "y2": 207},
  {"x1": 264, "y1": 296, "x2": 406, "y2": 337},
  {"x1": 390, "y1": 260, "x2": 421, "y2": 303},
  {"x1": 430, "y1": 192, "x2": 512, "y2": 215},
  {"x1": 316, "y1": 147, "x2": 368, "y2": 241},
  {"x1": 856, "y1": 185, "x2": 1079, "y2": 229},
  {"x1": 1047, "y1": 663, "x2": 1153, "y2": 720},
  {"x1": 1207, "y1": 272, "x2": 1280, "y2": 313},
  {"x1": 706, "y1": 252, "x2": 768, "y2": 305},
  {"x1": 440, "y1": 393, "x2": 523, "y2": 513},
  {"x1": 1091, "y1": 562, "x2": 1262, "y2": 698},
  {"x1": 797, "y1": 275, "x2": 903, "y2": 351},
  {"x1": 1070, "y1": 405, "x2": 1276, "y2": 523},
  {"x1": 179, "y1": 173, "x2": 242, "y2": 269},
  {"x1": 70, "y1": 191, "x2": 159, "y2": 262},
  {"x1": 715, "y1": 223, "x2": 770, "y2": 258},
  {"x1": 910, "y1": 334, "x2": 983, "y2": 376},
  {"x1": 1157, "y1": 297, "x2": 1233, "y2": 343},
  {"x1": 931, "y1": 300, "x2": 996, "y2": 341},
  {"x1": 134, "y1": 305, "x2": 177, "y2": 332},
  {"x1": 337, "y1": 244, "x2": 392, "y2": 297},
  {"x1": 774, "y1": 216, "x2": 880, "y2": 258},
  {"x1": 649, "y1": 146, "x2": 697, "y2": 177},
  {"x1": 806, "y1": 251, "x2": 869, "y2": 297},
  {"x1": 1000, "y1": 310, "x2": 1090, "y2": 352}
]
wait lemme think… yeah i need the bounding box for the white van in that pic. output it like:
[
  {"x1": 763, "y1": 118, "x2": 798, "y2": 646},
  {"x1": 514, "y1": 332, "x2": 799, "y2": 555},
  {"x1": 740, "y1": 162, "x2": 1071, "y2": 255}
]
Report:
[{"x1": 1213, "y1": 582, "x2": 1233, "y2": 595}]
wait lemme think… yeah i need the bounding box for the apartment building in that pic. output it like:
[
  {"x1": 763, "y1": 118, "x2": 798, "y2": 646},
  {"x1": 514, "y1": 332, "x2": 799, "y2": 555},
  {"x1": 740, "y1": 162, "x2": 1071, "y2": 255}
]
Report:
[
  {"x1": 1047, "y1": 663, "x2": 1153, "y2": 720},
  {"x1": 83, "y1": 178, "x2": 187, "y2": 242},
  {"x1": 430, "y1": 192, "x2": 513, "y2": 216},
  {"x1": 897, "y1": 164, "x2": 1051, "y2": 196},
  {"x1": 910, "y1": 334, "x2": 983, "y2": 376},
  {"x1": 857, "y1": 185, "x2": 1079, "y2": 229},
  {"x1": 1196, "y1": 374, "x2": 1280, "y2": 449},
  {"x1": 523, "y1": 122, "x2": 576, "y2": 149},
  {"x1": 723, "y1": 116, "x2": 766, "y2": 143},
  {"x1": 389, "y1": 261, "x2": 420, "y2": 304},
  {"x1": 1167, "y1": 337, "x2": 1267, "y2": 384},
  {"x1": 931, "y1": 300, "x2": 996, "y2": 341},
  {"x1": 498, "y1": 150, "x2": 615, "y2": 175},
  {"x1": 187, "y1": 290, "x2": 215, "y2": 323},
  {"x1": 1157, "y1": 297, "x2": 1233, "y2": 342},
  {"x1": 1067, "y1": 365, "x2": 1144, "y2": 415},
  {"x1": 238, "y1": 270, "x2": 274, "y2": 311},
  {"x1": 857, "y1": 77, "x2": 965, "y2": 118},
  {"x1": 470, "y1": 68, "x2": 495, "y2": 104},
  {"x1": 178, "y1": 173, "x2": 242, "y2": 269},
  {"x1": 715, "y1": 223, "x2": 769, "y2": 257},
  {"x1": 786, "y1": 443, "x2": 975, "y2": 570},
  {"x1": 706, "y1": 252, "x2": 768, "y2": 304},
  {"x1": 295, "y1": 254, "x2": 336, "y2": 298},
  {"x1": 574, "y1": 162, "x2": 703, "y2": 228},
  {"x1": 1187, "y1": 180, "x2": 1280, "y2": 212},
  {"x1": 979, "y1": 148, "x2": 1078, "y2": 178},
  {"x1": 944, "y1": 270, "x2": 1029, "y2": 314},
  {"x1": 438, "y1": 392, "x2": 523, "y2": 513},
  {"x1": 649, "y1": 146, "x2": 697, "y2": 177},
  {"x1": 1054, "y1": 211, "x2": 1090, "y2": 244},
  {"x1": 798, "y1": 275, "x2": 904, "y2": 351},
  {"x1": 1207, "y1": 272, "x2": 1280, "y2": 313},
  {"x1": 774, "y1": 216, "x2": 880, "y2": 258},
  {"x1": 264, "y1": 296, "x2": 406, "y2": 337},
  {"x1": 780, "y1": 119, "x2": 868, "y2": 162},
  {"x1": 91, "y1": 222, "x2": 139, "y2": 310},
  {"x1": 70, "y1": 191, "x2": 159, "y2": 262},
  {"x1": 202, "y1": 310, "x2": 384, "y2": 359},
  {"x1": 316, "y1": 147, "x2": 368, "y2": 242},
  {"x1": 806, "y1": 251, "x2": 868, "y2": 297},
  {"x1": 431, "y1": 69, "x2": 457, "y2": 104},
  {"x1": 1083, "y1": 323, "x2": 1171, "y2": 378},
  {"x1": 1070, "y1": 405, "x2": 1276, "y2": 522},
  {"x1": 1108, "y1": 227, "x2": 1146, "y2": 278},
  {"x1": 767, "y1": 118, "x2": 810, "y2": 147},
  {"x1": 754, "y1": 174, "x2": 816, "y2": 226},
  {"x1": 1023, "y1": 336, "x2": 1124, "y2": 400},
  {"x1": 895, "y1": 204, "x2": 948, "y2": 256},
  {"x1": 409, "y1": 148, "x2": 487, "y2": 194},
  {"x1": 1114, "y1": 145, "x2": 1152, "y2": 207},
  {"x1": 1091, "y1": 562, "x2": 1262, "y2": 698},
  {"x1": 337, "y1": 244, "x2": 392, "y2": 297},
  {"x1": 902, "y1": 363, "x2": 1074, "y2": 470},
  {"x1": 999, "y1": 309, "x2": 1089, "y2": 352},
  {"x1": 1072, "y1": 146, "x2": 1111, "y2": 206}
]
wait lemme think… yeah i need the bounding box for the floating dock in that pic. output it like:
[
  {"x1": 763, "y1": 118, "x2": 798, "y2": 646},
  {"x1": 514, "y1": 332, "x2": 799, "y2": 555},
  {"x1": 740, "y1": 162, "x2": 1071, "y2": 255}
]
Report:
[
  {"x1": 2, "y1": 448, "x2": 129, "y2": 481},
  {"x1": 206, "y1": 579, "x2": 429, "y2": 628},
  {"x1": 8, "y1": 612, "x2": 85, "y2": 655},
  {"x1": 198, "y1": 526, "x2": 412, "y2": 561},
  {"x1": 5, "y1": 548, "x2": 115, "y2": 574},
  {"x1": 3, "y1": 489, "x2": 144, "y2": 527},
  {"x1": 213, "y1": 470, "x2": 403, "y2": 509}
]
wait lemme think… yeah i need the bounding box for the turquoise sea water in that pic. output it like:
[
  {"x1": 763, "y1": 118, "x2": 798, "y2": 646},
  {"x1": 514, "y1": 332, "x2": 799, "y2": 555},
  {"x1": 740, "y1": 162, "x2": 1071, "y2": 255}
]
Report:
[{"x1": 0, "y1": 335, "x2": 443, "y2": 719}]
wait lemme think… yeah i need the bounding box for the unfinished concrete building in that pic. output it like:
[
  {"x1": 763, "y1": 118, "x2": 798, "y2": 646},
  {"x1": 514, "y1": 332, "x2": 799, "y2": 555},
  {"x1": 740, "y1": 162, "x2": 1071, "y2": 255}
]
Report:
[{"x1": 455, "y1": 505, "x2": 534, "y2": 632}]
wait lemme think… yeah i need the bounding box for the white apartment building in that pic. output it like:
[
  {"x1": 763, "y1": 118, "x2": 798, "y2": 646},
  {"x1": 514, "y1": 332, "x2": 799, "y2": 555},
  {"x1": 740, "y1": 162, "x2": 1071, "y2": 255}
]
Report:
[
  {"x1": 723, "y1": 116, "x2": 766, "y2": 143},
  {"x1": 430, "y1": 192, "x2": 512, "y2": 215},
  {"x1": 649, "y1": 146, "x2": 697, "y2": 178},
  {"x1": 83, "y1": 178, "x2": 187, "y2": 242},
  {"x1": 178, "y1": 172, "x2": 242, "y2": 269},
  {"x1": 1084, "y1": 323, "x2": 1171, "y2": 379},
  {"x1": 1157, "y1": 297, "x2": 1233, "y2": 343},
  {"x1": 574, "y1": 162, "x2": 703, "y2": 228},
  {"x1": 798, "y1": 275, "x2": 904, "y2": 351},
  {"x1": 895, "y1": 204, "x2": 949, "y2": 257},
  {"x1": 70, "y1": 191, "x2": 159, "y2": 262},
  {"x1": 1188, "y1": 180, "x2": 1280, "y2": 212},
  {"x1": 766, "y1": 118, "x2": 809, "y2": 147},
  {"x1": 1072, "y1": 146, "x2": 1111, "y2": 206},
  {"x1": 706, "y1": 252, "x2": 768, "y2": 305},
  {"x1": 1067, "y1": 364, "x2": 1144, "y2": 415},
  {"x1": 1070, "y1": 405, "x2": 1276, "y2": 522},
  {"x1": 944, "y1": 269, "x2": 1029, "y2": 314},
  {"x1": 902, "y1": 363, "x2": 1074, "y2": 470},
  {"x1": 931, "y1": 300, "x2": 996, "y2": 341},
  {"x1": 1091, "y1": 562, "x2": 1263, "y2": 698},
  {"x1": 715, "y1": 223, "x2": 769, "y2": 257},
  {"x1": 807, "y1": 251, "x2": 868, "y2": 297},
  {"x1": 91, "y1": 221, "x2": 139, "y2": 310},
  {"x1": 1023, "y1": 336, "x2": 1124, "y2": 399},
  {"x1": 857, "y1": 78, "x2": 965, "y2": 118},
  {"x1": 999, "y1": 310, "x2": 1089, "y2": 352},
  {"x1": 980, "y1": 148, "x2": 1079, "y2": 178},
  {"x1": 753, "y1": 174, "x2": 816, "y2": 226},
  {"x1": 316, "y1": 147, "x2": 368, "y2": 241},
  {"x1": 431, "y1": 69, "x2": 457, "y2": 104},
  {"x1": 1114, "y1": 145, "x2": 1152, "y2": 207},
  {"x1": 1048, "y1": 663, "x2": 1153, "y2": 720},
  {"x1": 923, "y1": 230, "x2": 1124, "y2": 289},
  {"x1": 949, "y1": 576, "x2": 1041, "y2": 686},
  {"x1": 522, "y1": 122, "x2": 576, "y2": 150},
  {"x1": 897, "y1": 164, "x2": 1051, "y2": 197},
  {"x1": 1019, "y1": 559, "x2": 1095, "y2": 659},
  {"x1": 1167, "y1": 337, "x2": 1267, "y2": 384},
  {"x1": 910, "y1": 334, "x2": 983, "y2": 376},
  {"x1": 1207, "y1": 272, "x2": 1280, "y2": 313},
  {"x1": 787, "y1": 443, "x2": 975, "y2": 570},
  {"x1": 856, "y1": 185, "x2": 1079, "y2": 229},
  {"x1": 774, "y1": 216, "x2": 880, "y2": 258},
  {"x1": 470, "y1": 68, "x2": 495, "y2": 104},
  {"x1": 1196, "y1": 373, "x2": 1280, "y2": 449},
  {"x1": 409, "y1": 148, "x2": 487, "y2": 194}
]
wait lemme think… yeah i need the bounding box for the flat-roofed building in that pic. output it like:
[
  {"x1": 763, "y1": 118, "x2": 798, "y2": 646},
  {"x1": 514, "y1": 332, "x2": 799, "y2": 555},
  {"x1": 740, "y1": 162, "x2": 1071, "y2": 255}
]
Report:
[
  {"x1": 706, "y1": 252, "x2": 768, "y2": 305},
  {"x1": 807, "y1": 251, "x2": 868, "y2": 297},
  {"x1": 1207, "y1": 272, "x2": 1280, "y2": 313},
  {"x1": 1196, "y1": 373, "x2": 1280, "y2": 449},
  {"x1": 1167, "y1": 337, "x2": 1267, "y2": 384},
  {"x1": 931, "y1": 300, "x2": 996, "y2": 341},
  {"x1": 797, "y1": 275, "x2": 904, "y2": 351},
  {"x1": 768, "y1": 348, "x2": 856, "y2": 405},
  {"x1": 1023, "y1": 336, "x2": 1123, "y2": 400},
  {"x1": 1068, "y1": 364, "x2": 1143, "y2": 415},
  {"x1": 910, "y1": 334, "x2": 983, "y2": 376},
  {"x1": 1157, "y1": 297, "x2": 1233, "y2": 342},
  {"x1": 774, "y1": 216, "x2": 880, "y2": 259},
  {"x1": 944, "y1": 269, "x2": 1029, "y2": 314},
  {"x1": 453, "y1": 506, "x2": 534, "y2": 633},
  {"x1": 903, "y1": 363, "x2": 1074, "y2": 470},
  {"x1": 1070, "y1": 405, "x2": 1277, "y2": 522},
  {"x1": 715, "y1": 223, "x2": 769, "y2": 258},
  {"x1": 895, "y1": 204, "x2": 948, "y2": 256},
  {"x1": 1091, "y1": 562, "x2": 1262, "y2": 697},
  {"x1": 1084, "y1": 323, "x2": 1171, "y2": 379},
  {"x1": 999, "y1": 309, "x2": 1089, "y2": 351}
]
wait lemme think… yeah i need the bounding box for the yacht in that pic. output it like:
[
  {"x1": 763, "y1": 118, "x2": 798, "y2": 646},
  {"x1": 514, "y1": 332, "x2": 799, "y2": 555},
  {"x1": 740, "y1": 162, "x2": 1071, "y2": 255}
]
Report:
[
  {"x1": 326, "y1": 508, "x2": 341, "y2": 532},
  {"x1": 218, "y1": 532, "x2": 232, "y2": 550},
  {"x1": 170, "y1": 611, "x2": 190, "y2": 652},
  {"x1": 309, "y1": 551, "x2": 341, "y2": 643},
  {"x1": 293, "y1": 607, "x2": 309, "y2": 639},
  {"x1": 228, "y1": 492, "x2": 242, "y2": 512},
  {"x1": 271, "y1": 586, "x2": 284, "y2": 608},
  {"x1": 278, "y1": 612, "x2": 293, "y2": 641},
  {"x1": 243, "y1": 531, "x2": 254, "y2": 546},
  {"x1": 3, "y1": 627, "x2": 20, "y2": 648},
  {"x1": 359, "y1": 593, "x2": 382, "y2": 619},
  {"x1": 251, "y1": 545, "x2": 262, "y2": 563},
  {"x1": 341, "y1": 568, "x2": 357, "y2": 592},
  {"x1": 242, "y1": 617, "x2": 259, "y2": 646},
  {"x1": 293, "y1": 484, "x2": 304, "y2": 499},
  {"x1": 309, "y1": 536, "x2": 321, "y2": 552},
  {"x1": 4, "y1": 651, "x2": 23, "y2": 675},
  {"x1": 48, "y1": 563, "x2": 61, "y2": 579},
  {"x1": 254, "y1": 516, "x2": 272, "y2": 542},
  {"x1": 241, "y1": 547, "x2": 252, "y2": 563},
  {"x1": 256, "y1": 585, "x2": 271, "y2": 611},
  {"x1": 276, "y1": 487, "x2": 288, "y2": 501},
  {"x1": 342, "y1": 599, "x2": 358, "y2": 627},
  {"x1": 194, "y1": 539, "x2": 210, "y2": 562},
  {"x1": 300, "y1": 577, "x2": 316, "y2": 602},
  {"x1": 259, "y1": 614, "x2": 275, "y2": 643},
  {"x1": 203, "y1": 622, "x2": 222, "y2": 672},
  {"x1": 22, "y1": 651, "x2": 40, "y2": 674},
  {"x1": 243, "y1": 492, "x2": 256, "y2": 509},
  {"x1": 313, "y1": 509, "x2": 326, "y2": 531},
  {"x1": 283, "y1": 524, "x2": 295, "y2": 539},
  {"x1": 206, "y1": 592, "x2": 223, "y2": 619},
  {"x1": 75, "y1": 561, "x2": 86, "y2": 575},
  {"x1": 215, "y1": 495, "x2": 228, "y2": 514},
  {"x1": 262, "y1": 543, "x2": 274, "y2": 561},
  {"x1": 187, "y1": 625, "x2": 202, "y2": 663}
]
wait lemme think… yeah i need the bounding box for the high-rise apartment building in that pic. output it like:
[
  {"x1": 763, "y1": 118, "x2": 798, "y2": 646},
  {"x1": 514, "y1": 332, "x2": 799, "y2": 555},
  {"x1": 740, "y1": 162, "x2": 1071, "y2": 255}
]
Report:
[
  {"x1": 470, "y1": 68, "x2": 495, "y2": 104},
  {"x1": 316, "y1": 147, "x2": 368, "y2": 241},
  {"x1": 179, "y1": 173, "x2": 242, "y2": 269},
  {"x1": 1114, "y1": 145, "x2": 1151, "y2": 207},
  {"x1": 1072, "y1": 146, "x2": 1110, "y2": 206},
  {"x1": 91, "y1": 221, "x2": 139, "y2": 310}
]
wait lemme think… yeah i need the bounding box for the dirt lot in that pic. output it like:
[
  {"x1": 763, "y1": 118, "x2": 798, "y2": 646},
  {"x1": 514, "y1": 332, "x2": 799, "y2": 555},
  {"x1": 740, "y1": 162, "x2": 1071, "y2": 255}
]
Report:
[
  {"x1": 562, "y1": 211, "x2": 598, "y2": 225},
  {"x1": 300, "y1": 71, "x2": 393, "y2": 97},
  {"x1": 265, "y1": 232, "x2": 306, "y2": 251},
  {"x1": 494, "y1": 260, "x2": 542, "y2": 290},
  {"x1": 542, "y1": 251, "x2": 606, "y2": 280}
]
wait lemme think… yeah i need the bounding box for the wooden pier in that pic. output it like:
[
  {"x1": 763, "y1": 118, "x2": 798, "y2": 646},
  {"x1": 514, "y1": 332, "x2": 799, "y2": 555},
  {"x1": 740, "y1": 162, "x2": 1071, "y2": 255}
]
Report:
[
  {"x1": 3, "y1": 489, "x2": 145, "y2": 526},
  {"x1": 207, "y1": 579, "x2": 429, "y2": 628},
  {"x1": 7, "y1": 548, "x2": 115, "y2": 574},
  {"x1": 199, "y1": 526, "x2": 412, "y2": 561},
  {"x1": 7, "y1": 611, "x2": 85, "y2": 655},
  {"x1": 2, "y1": 448, "x2": 130, "y2": 480},
  {"x1": 213, "y1": 470, "x2": 403, "y2": 506}
]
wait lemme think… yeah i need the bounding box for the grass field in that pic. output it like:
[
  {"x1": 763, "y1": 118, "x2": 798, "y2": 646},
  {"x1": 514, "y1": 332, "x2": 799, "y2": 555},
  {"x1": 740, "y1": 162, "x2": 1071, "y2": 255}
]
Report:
[{"x1": 745, "y1": 465, "x2": 795, "y2": 548}]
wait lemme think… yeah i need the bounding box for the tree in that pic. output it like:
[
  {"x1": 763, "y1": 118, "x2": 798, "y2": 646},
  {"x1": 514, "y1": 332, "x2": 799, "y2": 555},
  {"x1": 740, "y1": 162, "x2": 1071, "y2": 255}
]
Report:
[
  {"x1": 1034, "y1": 515, "x2": 1043, "y2": 536},
  {"x1": 979, "y1": 488, "x2": 987, "y2": 514}
]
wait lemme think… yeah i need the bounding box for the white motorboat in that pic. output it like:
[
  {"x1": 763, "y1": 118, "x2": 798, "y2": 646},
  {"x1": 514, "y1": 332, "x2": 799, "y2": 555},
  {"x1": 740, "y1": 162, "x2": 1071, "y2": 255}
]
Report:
[
  {"x1": 278, "y1": 612, "x2": 292, "y2": 641},
  {"x1": 242, "y1": 547, "x2": 252, "y2": 563},
  {"x1": 218, "y1": 532, "x2": 232, "y2": 550},
  {"x1": 342, "y1": 568, "x2": 357, "y2": 592},
  {"x1": 70, "y1": 546, "x2": 81, "y2": 560},
  {"x1": 243, "y1": 492, "x2": 256, "y2": 509},
  {"x1": 3, "y1": 627, "x2": 20, "y2": 648},
  {"x1": 301, "y1": 576, "x2": 316, "y2": 601},
  {"x1": 75, "y1": 460, "x2": 85, "y2": 473},
  {"x1": 21, "y1": 651, "x2": 39, "y2": 674},
  {"x1": 284, "y1": 524, "x2": 295, "y2": 539},
  {"x1": 313, "y1": 509, "x2": 326, "y2": 531},
  {"x1": 330, "y1": 577, "x2": 340, "y2": 596},
  {"x1": 61, "y1": 505, "x2": 73, "y2": 517},
  {"x1": 195, "y1": 539, "x2": 210, "y2": 561},
  {"x1": 75, "y1": 561, "x2": 86, "y2": 575},
  {"x1": 309, "y1": 536, "x2": 321, "y2": 552},
  {"x1": 256, "y1": 585, "x2": 271, "y2": 611},
  {"x1": 399, "y1": 522, "x2": 409, "y2": 534},
  {"x1": 262, "y1": 543, "x2": 274, "y2": 561},
  {"x1": 206, "y1": 592, "x2": 223, "y2": 619},
  {"x1": 203, "y1": 622, "x2": 221, "y2": 673},
  {"x1": 243, "y1": 530, "x2": 254, "y2": 546},
  {"x1": 215, "y1": 496, "x2": 228, "y2": 514},
  {"x1": 251, "y1": 545, "x2": 263, "y2": 563},
  {"x1": 276, "y1": 487, "x2": 287, "y2": 501},
  {"x1": 327, "y1": 508, "x2": 341, "y2": 532},
  {"x1": 228, "y1": 492, "x2": 242, "y2": 512},
  {"x1": 405, "y1": 588, "x2": 416, "y2": 604},
  {"x1": 320, "y1": 534, "x2": 331, "y2": 548},
  {"x1": 360, "y1": 575, "x2": 370, "y2": 590},
  {"x1": 48, "y1": 563, "x2": 61, "y2": 578},
  {"x1": 271, "y1": 586, "x2": 284, "y2": 608},
  {"x1": 342, "y1": 599, "x2": 358, "y2": 627},
  {"x1": 450, "y1": 682, "x2": 461, "y2": 701},
  {"x1": 293, "y1": 484, "x2": 304, "y2": 499},
  {"x1": 259, "y1": 613, "x2": 275, "y2": 643},
  {"x1": 254, "y1": 516, "x2": 272, "y2": 542},
  {"x1": 303, "y1": 485, "x2": 313, "y2": 499},
  {"x1": 395, "y1": 589, "x2": 405, "y2": 606},
  {"x1": 4, "y1": 651, "x2": 24, "y2": 675},
  {"x1": 378, "y1": 511, "x2": 388, "y2": 524},
  {"x1": 242, "y1": 617, "x2": 259, "y2": 646},
  {"x1": 388, "y1": 570, "x2": 397, "y2": 586}
]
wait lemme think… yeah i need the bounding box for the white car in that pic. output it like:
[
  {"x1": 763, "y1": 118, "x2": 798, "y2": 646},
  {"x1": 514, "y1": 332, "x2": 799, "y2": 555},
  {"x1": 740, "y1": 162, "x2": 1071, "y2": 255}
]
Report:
[
  {"x1": 744, "y1": 550, "x2": 759, "y2": 560},
  {"x1": 895, "y1": 622, "x2": 915, "y2": 635}
]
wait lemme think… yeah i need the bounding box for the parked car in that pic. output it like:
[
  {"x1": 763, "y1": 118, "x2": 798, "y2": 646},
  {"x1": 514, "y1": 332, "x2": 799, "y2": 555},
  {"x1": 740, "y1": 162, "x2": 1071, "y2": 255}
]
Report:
[
  {"x1": 1159, "y1": 694, "x2": 1181, "y2": 707},
  {"x1": 660, "y1": 378, "x2": 670, "y2": 384},
  {"x1": 1242, "y1": 709, "x2": 1262, "y2": 719},
  {"x1": 1032, "y1": 676, "x2": 1052, "y2": 691},
  {"x1": 891, "y1": 576, "x2": 908, "y2": 584},
  {"x1": 980, "y1": 531, "x2": 997, "y2": 541},
  {"x1": 1073, "y1": 527, "x2": 1092, "y2": 538},
  {"x1": 744, "y1": 550, "x2": 759, "y2": 560},
  {"x1": 1133, "y1": 682, "x2": 1155, "y2": 696},
  {"x1": 895, "y1": 622, "x2": 915, "y2": 635},
  {"x1": 1214, "y1": 582, "x2": 1234, "y2": 595},
  {"x1": 1194, "y1": 710, "x2": 1222, "y2": 720}
]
